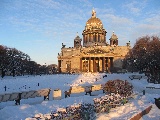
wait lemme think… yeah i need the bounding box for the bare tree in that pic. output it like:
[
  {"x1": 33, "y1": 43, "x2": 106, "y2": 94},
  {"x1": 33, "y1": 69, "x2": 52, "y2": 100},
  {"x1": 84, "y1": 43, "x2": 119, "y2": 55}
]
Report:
[{"x1": 125, "y1": 36, "x2": 160, "y2": 83}]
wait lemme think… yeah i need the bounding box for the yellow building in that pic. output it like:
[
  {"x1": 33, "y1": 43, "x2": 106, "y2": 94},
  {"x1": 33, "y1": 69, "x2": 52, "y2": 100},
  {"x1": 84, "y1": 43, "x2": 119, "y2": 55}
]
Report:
[{"x1": 57, "y1": 9, "x2": 130, "y2": 73}]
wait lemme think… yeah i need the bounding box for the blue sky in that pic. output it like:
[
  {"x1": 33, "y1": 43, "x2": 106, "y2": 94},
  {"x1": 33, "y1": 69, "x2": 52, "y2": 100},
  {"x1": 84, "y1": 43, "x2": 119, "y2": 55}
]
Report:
[{"x1": 0, "y1": 0, "x2": 160, "y2": 65}]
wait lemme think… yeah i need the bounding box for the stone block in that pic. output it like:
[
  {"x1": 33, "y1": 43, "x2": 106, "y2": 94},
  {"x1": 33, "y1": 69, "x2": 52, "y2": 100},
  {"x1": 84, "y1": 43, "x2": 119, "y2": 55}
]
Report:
[{"x1": 53, "y1": 89, "x2": 61, "y2": 100}]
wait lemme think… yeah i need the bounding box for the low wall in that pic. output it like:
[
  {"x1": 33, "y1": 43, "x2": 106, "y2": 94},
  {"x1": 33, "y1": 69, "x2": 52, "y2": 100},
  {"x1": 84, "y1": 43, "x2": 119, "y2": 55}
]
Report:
[
  {"x1": 70, "y1": 84, "x2": 102, "y2": 93},
  {"x1": 129, "y1": 105, "x2": 152, "y2": 120},
  {"x1": 92, "y1": 84, "x2": 102, "y2": 91},
  {"x1": 70, "y1": 86, "x2": 85, "y2": 93}
]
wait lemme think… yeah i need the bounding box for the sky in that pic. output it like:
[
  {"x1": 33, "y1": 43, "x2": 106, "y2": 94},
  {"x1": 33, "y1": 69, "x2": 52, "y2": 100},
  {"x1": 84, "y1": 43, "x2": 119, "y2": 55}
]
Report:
[{"x1": 0, "y1": 0, "x2": 160, "y2": 65}]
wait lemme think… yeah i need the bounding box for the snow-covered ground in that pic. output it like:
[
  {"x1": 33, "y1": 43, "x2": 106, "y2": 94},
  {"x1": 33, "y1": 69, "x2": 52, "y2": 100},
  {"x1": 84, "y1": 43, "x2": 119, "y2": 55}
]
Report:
[{"x1": 0, "y1": 73, "x2": 160, "y2": 120}]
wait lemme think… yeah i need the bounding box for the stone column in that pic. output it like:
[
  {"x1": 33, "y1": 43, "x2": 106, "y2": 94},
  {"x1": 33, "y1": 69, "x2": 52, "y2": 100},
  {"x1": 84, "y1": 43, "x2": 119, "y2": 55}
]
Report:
[
  {"x1": 108, "y1": 57, "x2": 110, "y2": 73},
  {"x1": 101, "y1": 34, "x2": 103, "y2": 43},
  {"x1": 98, "y1": 34, "x2": 100, "y2": 42},
  {"x1": 88, "y1": 34, "x2": 89, "y2": 42},
  {"x1": 106, "y1": 57, "x2": 108, "y2": 72},
  {"x1": 91, "y1": 34, "x2": 93, "y2": 42},
  {"x1": 102, "y1": 57, "x2": 105, "y2": 72},
  {"x1": 98, "y1": 57, "x2": 100, "y2": 72},
  {"x1": 89, "y1": 57, "x2": 91, "y2": 72},
  {"x1": 95, "y1": 58, "x2": 97, "y2": 72},
  {"x1": 83, "y1": 35, "x2": 85, "y2": 45},
  {"x1": 86, "y1": 57, "x2": 89, "y2": 72},
  {"x1": 93, "y1": 57, "x2": 95, "y2": 72},
  {"x1": 97, "y1": 33, "x2": 98, "y2": 42},
  {"x1": 80, "y1": 58, "x2": 82, "y2": 72},
  {"x1": 93, "y1": 33, "x2": 96, "y2": 42},
  {"x1": 99, "y1": 34, "x2": 101, "y2": 42},
  {"x1": 85, "y1": 35, "x2": 87, "y2": 43},
  {"x1": 84, "y1": 57, "x2": 86, "y2": 72}
]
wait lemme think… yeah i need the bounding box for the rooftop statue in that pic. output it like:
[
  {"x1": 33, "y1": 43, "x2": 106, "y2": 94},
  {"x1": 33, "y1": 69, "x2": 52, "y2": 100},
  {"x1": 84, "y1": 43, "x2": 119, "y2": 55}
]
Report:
[{"x1": 92, "y1": 9, "x2": 96, "y2": 18}]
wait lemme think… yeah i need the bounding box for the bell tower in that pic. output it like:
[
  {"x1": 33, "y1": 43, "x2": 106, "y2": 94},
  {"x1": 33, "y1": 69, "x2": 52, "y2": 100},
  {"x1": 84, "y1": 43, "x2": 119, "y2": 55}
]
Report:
[
  {"x1": 74, "y1": 32, "x2": 82, "y2": 48},
  {"x1": 109, "y1": 31, "x2": 118, "y2": 46}
]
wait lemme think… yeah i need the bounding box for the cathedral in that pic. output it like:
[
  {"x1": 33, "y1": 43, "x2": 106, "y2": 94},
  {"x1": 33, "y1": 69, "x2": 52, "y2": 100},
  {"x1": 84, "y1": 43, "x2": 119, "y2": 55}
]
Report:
[{"x1": 57, "y1": 9, "x2": 130, "y2": 73}]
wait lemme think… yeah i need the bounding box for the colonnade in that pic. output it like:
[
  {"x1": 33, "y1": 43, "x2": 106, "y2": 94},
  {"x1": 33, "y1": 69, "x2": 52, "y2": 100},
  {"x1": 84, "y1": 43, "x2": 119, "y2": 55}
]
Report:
[
  {"x1": 80, "y1": 57, "x2": 113, "y2": 72},
  {"x1": 83, "y1": 33, "x2": 106, "y2": 44}
]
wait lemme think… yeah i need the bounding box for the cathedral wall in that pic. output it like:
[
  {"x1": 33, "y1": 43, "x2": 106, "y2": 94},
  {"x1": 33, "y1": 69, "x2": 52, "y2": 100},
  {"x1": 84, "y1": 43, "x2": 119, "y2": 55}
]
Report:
[
  {"x1": 59, "y1": 46, "x2": 130, "y2": 72},
  {"x1": 113, "y1": 57, "x2": 124, "y2": 68},
  {"x1": 113, "y1": 46, "x2": 130, "y2": 68},
  {"x1": 113, "y1": 46, "x2": 130, "y2": 56},
  {"x1": 60, "y1": 59, "x2": 68, "y2": 72},
  {"x1": 59, "y1": 57, "x2": 80, "y2": 73},
  {"x1": 59, "y1": 48, "x2": 81, "y2": 73},
  {"x1": 61, "y1": 48, "x2": 80, "y2": 57},
  {"x1": 70, "y1": 57, "x2": 80, "y2": 73}
]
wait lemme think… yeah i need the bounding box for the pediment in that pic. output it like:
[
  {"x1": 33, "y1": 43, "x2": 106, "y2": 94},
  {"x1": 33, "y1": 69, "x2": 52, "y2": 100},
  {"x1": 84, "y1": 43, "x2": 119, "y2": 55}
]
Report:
[{"x1": 86, "y1": 48, "x2": 109, "y2": 54}]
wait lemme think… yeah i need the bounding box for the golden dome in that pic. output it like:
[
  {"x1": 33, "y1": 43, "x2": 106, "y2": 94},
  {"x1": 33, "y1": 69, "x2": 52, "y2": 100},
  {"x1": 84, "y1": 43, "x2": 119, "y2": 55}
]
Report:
[{"x1": 85, "y1": 9, "x2": 103, "y2": 30}]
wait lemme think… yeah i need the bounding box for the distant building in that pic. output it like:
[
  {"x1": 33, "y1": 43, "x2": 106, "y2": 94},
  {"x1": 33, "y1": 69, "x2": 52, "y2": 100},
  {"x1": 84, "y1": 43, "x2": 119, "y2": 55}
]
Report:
[{"x1": 57, "y1": 9, "x2": 130, "y2": 73}]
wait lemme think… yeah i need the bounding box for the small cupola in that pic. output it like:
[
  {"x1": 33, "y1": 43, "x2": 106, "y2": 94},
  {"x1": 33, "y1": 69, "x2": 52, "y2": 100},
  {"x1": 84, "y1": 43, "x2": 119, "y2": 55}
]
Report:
[
  {"x1": 74, "y1": 32, "x2": 82, "y2": 48},
  {"x1": 109, "y1": 31, "x2": 118, "y2": 46}
]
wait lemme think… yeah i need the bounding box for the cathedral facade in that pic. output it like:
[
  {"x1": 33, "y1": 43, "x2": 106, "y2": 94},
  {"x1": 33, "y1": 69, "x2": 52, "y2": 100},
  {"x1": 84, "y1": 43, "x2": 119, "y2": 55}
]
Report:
[{"x1": 57, "y1": 9, "x2": 130, "y2": 73}]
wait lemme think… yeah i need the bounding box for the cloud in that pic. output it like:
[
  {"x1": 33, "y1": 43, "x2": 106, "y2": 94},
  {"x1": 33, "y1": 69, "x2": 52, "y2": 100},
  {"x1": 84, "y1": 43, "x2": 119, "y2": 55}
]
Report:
[
  {"x1": 98, "y1": 13, "x2": 134, "y2": 38},
  {"x1": 39, "y1": 0, "x2": 61, "y2": 10},
  {"x1": 139, "y1": 24, "x2": 159, "y2": 30},
  {"x1": 129, "y1": 9, "x2": 160, "y2": 41},
  {"x1": 4, "y1": 0, "x2": 88, "y2": 39},
  {"x1": 102, "y1": 14, "x2": 132, "y2": 25},
  {"x1": 123, "y1": 1, "x2": 147, "y2": 15},
  {"x1": 144, "y1": 11, "x2": 160, "y2": 25},
  {"x1": 80, "y1": 0, "x2": 92, "y2": 8},
  {"x1": 94, "y1": 7, "x2": 115, "y2": 15},
  {"x1": 129, "y1": 22, "x2": 160, "y2": 46}
]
